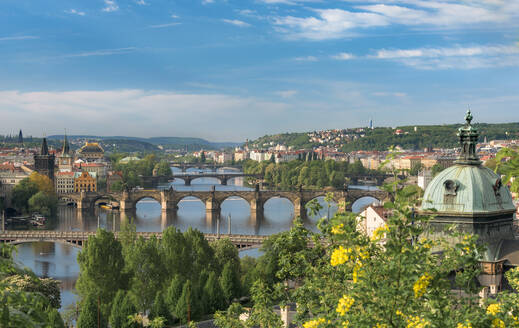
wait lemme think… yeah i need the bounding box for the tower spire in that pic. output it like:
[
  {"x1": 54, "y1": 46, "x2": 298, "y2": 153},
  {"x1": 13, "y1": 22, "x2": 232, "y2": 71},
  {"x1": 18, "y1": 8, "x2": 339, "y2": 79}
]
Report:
[
  {"x1": 41, "y1": 137, "x2": 49, "y2": 155},
  {"x1": 455, "y1": 109, "x2": 480, "y2": 165},
  {"x1": 62, "y1": 132, "x2": 70, "y2": 155}
]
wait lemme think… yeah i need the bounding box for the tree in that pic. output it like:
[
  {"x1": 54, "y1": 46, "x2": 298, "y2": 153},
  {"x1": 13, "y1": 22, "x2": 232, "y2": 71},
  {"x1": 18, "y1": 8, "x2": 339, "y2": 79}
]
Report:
[
  {"x1": 165, "y1": 275, "x2": 184, "y2": 320},
  {"x1": 127, "y1": 236, "x2": 166, "y2": 312},
  {"x1": 204, "y1": 271, "x2": 226, "y2": 313},
  {"x1": 28, "y1": 191, "x2": 58, "y2": 217},
  {"x1": 77, "y1": 229, "x2": 128, "y2": 317},
  {"x1": 109, "y1": 290, "x2": 138, "y2": 328},
  {"x1": 220, "y1": 262, "x2": 242, "y2": 305},
  {"x1": 175, "y1": 280, "x2": 194, "y2": 324},
  {"x1": 200, "y1": 152, "x2": 206, "y2": 163},
  {"x1": 431, "y1": 163, "x2": 444, "y2": 177},
  {"x1": 29, "y1": 172, "x2": 54, "y2": 195},
  {"x1": 212, "y1": 238, "x2": 240, "y2": 274},
  {"x1": 77, "y1": 293, "x2": 107, "y2": 328},
  {"x1": 11, "y1": 178, "x2": 39, "y2": 213},
  {"x1": 155, "y1": 160, "x2": 172, "y2": 177},
  {"x1": 149, "y1": 291, "x2": 172, "y2": 325}
]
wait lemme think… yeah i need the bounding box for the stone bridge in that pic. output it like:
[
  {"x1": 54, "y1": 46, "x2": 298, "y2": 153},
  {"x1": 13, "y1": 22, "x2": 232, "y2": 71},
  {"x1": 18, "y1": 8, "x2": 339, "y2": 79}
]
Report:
[
  {"x1": 59, "y1": 188, "x2": 389, "y2": 218},
  {"x1": 169, "y1": 162, "x2": 243, "y2": 172},
  {"x1": 142, "y1": 173, "x2": 262, "y2": 186},
  {"x1": 0, "y1": 230, "x2": 267, "y2": 249}
]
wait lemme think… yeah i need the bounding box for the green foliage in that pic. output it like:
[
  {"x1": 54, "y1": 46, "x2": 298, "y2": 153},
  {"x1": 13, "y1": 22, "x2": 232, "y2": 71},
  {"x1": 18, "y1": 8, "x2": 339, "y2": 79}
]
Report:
[
  {"x1": 220, "y1": 262, "x2": 241, "y2": 305},
  {"x1": 77, "y1": 229, "x2": 128, "y2": 316},
  {"x1": 28, "y1": 191, "x2": 58, "y2": 217},
  {"x1": 77, "y1": 293, "x2": 107, "y2": 328},
  {"x1": 155, "y1": 160, "x2": 173, "y2": 176},
  {"x1": 109, "y1": 290, "x2": 138, "y2": 328},
  {"x1": 431, "y1": 163, "x2": 445, "y2": 177},
  {"x1": 204, "y1": 271, "x2": 226, "y2": 313},
  {"x1": 214, "y1": 303, "x2": 247, "y2": 328},
  {"x1": 175, "y1": 280, "x2": 194, "y2": 324},
  {"x1": 11, "y1": 178, "x2": 39, "y2": 213},
  {"x1": 110, "y1": 180, "x2": 125, "y2": 192},
  {"x1": 243, "y1": 159, "x2": 376, "y2": 190},
  {"x1": 495, "y1": 147, "x2": 519, "y2": 193},
  {"x1": 0, "y1": 244, "x2": 65, "y2": 327},
  {"x1": 165, "y1": 275, "x2": 183, "y2": 319},
  {"x1": 149, "y1": 291, "x2": 172, "y2": 325},
  {"x1": 128, "y1": 236, "x2": 166, "y2": 312}
]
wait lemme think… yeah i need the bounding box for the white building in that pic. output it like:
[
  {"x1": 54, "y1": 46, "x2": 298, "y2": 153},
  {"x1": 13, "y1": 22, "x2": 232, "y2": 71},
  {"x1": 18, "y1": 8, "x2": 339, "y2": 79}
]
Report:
[
  {"x1": 417, "y1": 170, "x2": 433, "y2": 190},
  {"x1": 357, "y1": 205, "x2": 389, "y2": 238},
  {"x1": 55, "y1": 171, "x2": 75, "y2": 194}
]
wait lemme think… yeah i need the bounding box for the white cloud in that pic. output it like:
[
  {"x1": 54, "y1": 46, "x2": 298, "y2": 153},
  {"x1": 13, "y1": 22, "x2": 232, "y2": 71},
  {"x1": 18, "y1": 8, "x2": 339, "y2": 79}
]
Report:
[
  {"x1": 102, "y1": 0, "x2": 119, "y2": 12},
  {"x1": 148, "y1": 22, "x2": 181, "y2": 28},
  {"x1": 0, "y1": 90, "x2": 290, "y2": 140},
  {"x1": 371, "y1": 43, "x2": 519, "y2": 69},
  {"x1": 273, "y1": 1, "x2": 518, "y2": 40},
  {"x1": 331, "y1": 52, "x2": 355, "y2": 60},
  {"x1": 171, "y1": 14, "x2": 179, "y2": 18},
  {"x1": 65, "y1": 9, "x2": 86, "y2": 16},
  {"x1": 274, "y1": 9, "x2": 387, "y2": 40},
  {"x1": 0, "y1": 35, "x2": 38, "y2": 41},
  {"x1": 275, "y1": 90, "x2": 298, "y2": 98},
  {"x1": 202, "y1": 0, "x2": 214, "y2": 4},
  {"x1": 294, "y1": 55, "x2": 318, "y2": 61},
  {"x1": 222, "y1": 19, "x2": 251, "y2": 27},
  {"x1": 136, "y1": 0, "x2": 148, "y2": 5}
]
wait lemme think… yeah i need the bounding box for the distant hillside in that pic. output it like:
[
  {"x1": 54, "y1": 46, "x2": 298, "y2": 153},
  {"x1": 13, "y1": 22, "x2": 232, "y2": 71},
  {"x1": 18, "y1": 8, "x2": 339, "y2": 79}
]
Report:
[
  {"x1": 47, "y1": 135, "x2": 240, "y2": 151},
  {"x1": 248, "y1": 122, "x2": 519, "y2": 152}
]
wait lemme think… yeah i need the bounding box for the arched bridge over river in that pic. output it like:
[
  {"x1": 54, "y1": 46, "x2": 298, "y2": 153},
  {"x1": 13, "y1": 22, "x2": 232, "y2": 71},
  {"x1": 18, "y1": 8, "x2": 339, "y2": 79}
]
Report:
[
  {"x1": 59, "y1": 188, "x2": 389, "y2": 218},
  {"x1": 0, "y1": 230, "x2": 267, "y2": 249},
  {"x1": 141, "y1": 173, "x2": 262, "y2": 186}
]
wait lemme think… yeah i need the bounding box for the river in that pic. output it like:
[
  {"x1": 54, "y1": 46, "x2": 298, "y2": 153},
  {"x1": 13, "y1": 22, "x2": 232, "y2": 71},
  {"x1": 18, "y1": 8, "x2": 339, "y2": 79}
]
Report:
[{"x1": 12, "y1": 167, "x2": 380, "y2": 312}]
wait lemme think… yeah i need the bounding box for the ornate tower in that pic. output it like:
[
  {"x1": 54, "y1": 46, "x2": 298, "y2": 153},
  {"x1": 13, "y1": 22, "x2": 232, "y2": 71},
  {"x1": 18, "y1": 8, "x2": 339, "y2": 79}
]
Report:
[
  {"x1": 18, "y1": 129, "x2": 23, "y2": 145},
  {"x1": 34, "y1": 137, "x2": 55, "y2": 181},
  {"x1": 58, "y1": 134, "x2": 73, "y2": 172}
]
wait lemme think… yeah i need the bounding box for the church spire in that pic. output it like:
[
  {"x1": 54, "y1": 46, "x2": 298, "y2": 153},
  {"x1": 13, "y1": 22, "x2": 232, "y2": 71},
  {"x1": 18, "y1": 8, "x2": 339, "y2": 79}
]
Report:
[
  {"x1": 41, "y1": 137, "x2": 49, "y2": 155},
  {"x1": 62, "y1": 133, "x2": 70, "y2": 155},
  {"x1": 455, "y1": 109, "x2": 481, "y2": 165}
]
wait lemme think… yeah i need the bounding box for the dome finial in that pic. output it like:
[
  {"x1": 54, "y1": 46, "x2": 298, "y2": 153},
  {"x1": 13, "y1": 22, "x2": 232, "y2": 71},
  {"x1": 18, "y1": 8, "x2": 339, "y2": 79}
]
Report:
[
  {"x1": 456, "y1": 109, "x2": 480, "y2": 165},
  {"x1": 465, "y1": 108, "x2": 473, "y2": 125}
]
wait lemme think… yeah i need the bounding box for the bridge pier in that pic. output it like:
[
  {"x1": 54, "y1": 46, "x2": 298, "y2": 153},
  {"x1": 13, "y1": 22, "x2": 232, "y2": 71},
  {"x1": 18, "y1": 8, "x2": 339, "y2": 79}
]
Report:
[
  {"x1": 294, "y1": 198, "x2": 306, "y2": 218},
  {"x1": 185, "y1": 178, "x2": 192, "y2": 186},
  {"x1": 250, "y1": 198, "x2": 263, "y2": 217}
]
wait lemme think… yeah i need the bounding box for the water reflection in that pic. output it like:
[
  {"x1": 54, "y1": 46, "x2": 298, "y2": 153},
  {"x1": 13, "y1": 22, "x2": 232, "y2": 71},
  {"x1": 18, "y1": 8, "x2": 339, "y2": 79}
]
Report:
[{"x1": 13, "y1": 242, "x2": 80, "y2": 311}]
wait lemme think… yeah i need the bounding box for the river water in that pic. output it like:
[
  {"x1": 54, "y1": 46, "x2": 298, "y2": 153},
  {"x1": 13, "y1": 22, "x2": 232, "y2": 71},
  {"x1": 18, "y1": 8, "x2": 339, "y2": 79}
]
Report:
[{"x1": 12, "y1": 167, "x2": 379, "y2": 312}]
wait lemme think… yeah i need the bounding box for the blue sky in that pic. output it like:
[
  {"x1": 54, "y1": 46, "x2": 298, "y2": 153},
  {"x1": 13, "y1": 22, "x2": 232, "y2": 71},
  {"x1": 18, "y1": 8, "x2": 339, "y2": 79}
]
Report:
[{"x1": 1, "y1": 0, "x2": 518, "y2": 141}]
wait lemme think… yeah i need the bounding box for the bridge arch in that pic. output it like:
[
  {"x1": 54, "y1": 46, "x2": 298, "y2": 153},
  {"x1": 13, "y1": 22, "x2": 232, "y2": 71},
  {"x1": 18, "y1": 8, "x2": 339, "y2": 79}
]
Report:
[
  {"x1": 190, "y1": 176, "x2": 223, "y2": 185},
  {"x1": 58, "y1": 195, "x2": 78, "y2": 207},
  {"x1": 349, "y1": 195, "x2": 383, "y2": 213},
  {"x1": 6, "y1": 239, "x2": 85, "y2": 248}
]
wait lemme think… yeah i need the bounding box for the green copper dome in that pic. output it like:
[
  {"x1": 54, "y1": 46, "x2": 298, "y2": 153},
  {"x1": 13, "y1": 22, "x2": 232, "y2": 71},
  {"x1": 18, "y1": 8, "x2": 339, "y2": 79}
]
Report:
[
  {"x1": 421, "y1": 164, "x2": 515, "y2": 216},
  {"x1": 421, "y1": 110, "x2": 515, "y2": 217}
]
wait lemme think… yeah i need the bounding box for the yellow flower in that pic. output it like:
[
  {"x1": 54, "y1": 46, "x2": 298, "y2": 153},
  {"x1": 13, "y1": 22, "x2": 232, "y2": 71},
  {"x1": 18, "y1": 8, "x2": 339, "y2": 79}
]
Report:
[
  {"x1": 332, "y1": 223, "x2": 345, "y2": 235},
  {"x1": 331, "y1": 246, "x2": 351, "y2": 267},
  {"x1": 491, "y1": 318, "x2": 505, "y2": 328},
  {"x1": 487, "y1": 303, "x2": 501, "y2": 316},
  {"x1": 303, "y1": 318, "x2": 326, "y2": 328},
  {"x1": 336, "y1": 295, "x2": 355, "y2": 316},
  {"x1": 413, "y1": 273, "x2": 433, "y2": 298},
  {"x1": 374, "y1": 324, "x2": 388, "y2": 328},
  {"x1": 355, "y1": 246, "x2": 369, "y2": 260},
  {"x1": 352, "y1": 263, "x2": 363, "y2": 283},
  {"x1": 457, "y1": 321, "x2": 472, "y2": 328},
  {"x1": 343, "y1": 321, "x2": 349, "y2": 328},
  {"x1": 406, "y1": 316, "x2": 430, "y2": 328},
  {"x1": 372, "y1": 226, "x2": 387, "y2": 241},
  {"x1": 396, "y1": 310, "x2": 404, "y2": 316}
]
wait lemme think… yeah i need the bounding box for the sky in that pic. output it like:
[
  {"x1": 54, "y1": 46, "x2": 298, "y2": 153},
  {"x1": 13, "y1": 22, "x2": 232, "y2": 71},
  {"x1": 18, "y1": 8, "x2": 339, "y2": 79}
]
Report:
[{"x1": 1, "y1": 0, "x2": 518, "y2": 142}]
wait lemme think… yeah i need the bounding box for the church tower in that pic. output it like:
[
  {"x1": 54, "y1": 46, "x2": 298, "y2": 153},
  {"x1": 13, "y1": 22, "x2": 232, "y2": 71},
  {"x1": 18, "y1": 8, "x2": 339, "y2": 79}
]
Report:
[
  {"x1": 34, "y1": 137, "x2": 55, "y2": 181},
  {"x1": 58, "y1": 134, "x2": 73, "y2": 172}
]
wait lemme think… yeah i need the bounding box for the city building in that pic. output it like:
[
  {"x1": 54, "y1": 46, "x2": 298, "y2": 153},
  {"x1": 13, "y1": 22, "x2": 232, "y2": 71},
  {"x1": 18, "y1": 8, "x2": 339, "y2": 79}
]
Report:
[
  {"x1": 55, "y1": 171, "x2": 75, "y2": 194},
  {"x1": 358, "y1": 204, "x2": 389, "y2": 238},
  {"x1": 417, "y1": 170, "x2": 433, "y2": 190},
  {"x1": 74, "y1": 171, "x2": 97, "y2": 192},
  {"x1": 0, "y1": 164, "x2": 29, "y2": 202},
  {"x1": 77, "y1": 142, "x2": 104, "y2": 161},
  {"x1": 80, "y1": 162, "x2": 107, "y2": 178},
  {"x1": 420, "y1": 111, "x2": 518, "y2": 295},
  {"x1": 34, "y1": 138, "x2": 55, "y2": 182},
  {"x1": 57, "y1": 135, "x2": 73, "y2": 172},
  {"x1": 216, "y1": 152, "x2": 233, "y2": 164}
]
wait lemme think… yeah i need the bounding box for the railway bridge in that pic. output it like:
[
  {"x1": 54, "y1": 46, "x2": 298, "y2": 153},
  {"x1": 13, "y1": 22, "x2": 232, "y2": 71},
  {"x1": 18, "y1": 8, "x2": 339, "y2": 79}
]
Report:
[{"x1": 0, "y1": 230, "x2": 267, "y2": 249}]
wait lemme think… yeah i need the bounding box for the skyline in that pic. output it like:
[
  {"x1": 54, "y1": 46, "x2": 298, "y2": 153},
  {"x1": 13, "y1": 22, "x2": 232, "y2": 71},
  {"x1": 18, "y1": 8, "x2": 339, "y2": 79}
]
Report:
[{"x1": 1, "y1": 0, "x2": 519, "y2": 141}]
